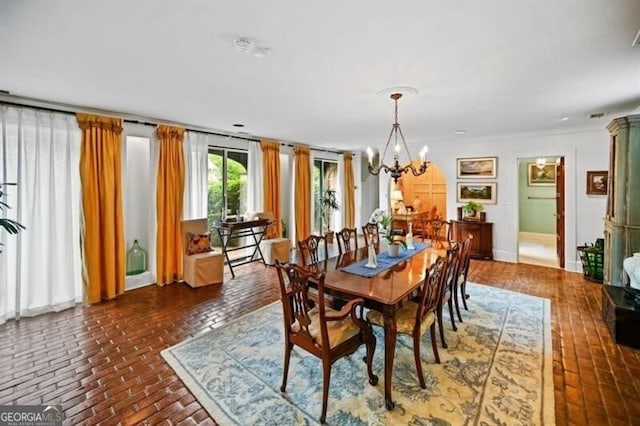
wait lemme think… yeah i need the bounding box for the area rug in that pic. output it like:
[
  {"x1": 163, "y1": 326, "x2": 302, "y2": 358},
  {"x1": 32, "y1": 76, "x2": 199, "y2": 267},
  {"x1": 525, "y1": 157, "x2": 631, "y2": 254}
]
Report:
[{"x1": 161, "y1": 283, "x2": 554, "y2": 425}]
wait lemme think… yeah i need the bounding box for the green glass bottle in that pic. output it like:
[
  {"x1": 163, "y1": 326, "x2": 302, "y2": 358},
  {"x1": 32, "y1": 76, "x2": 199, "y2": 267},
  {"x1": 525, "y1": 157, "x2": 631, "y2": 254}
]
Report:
[{"x1": 126, "y1": 239, "x2": 147, "y2": 275}]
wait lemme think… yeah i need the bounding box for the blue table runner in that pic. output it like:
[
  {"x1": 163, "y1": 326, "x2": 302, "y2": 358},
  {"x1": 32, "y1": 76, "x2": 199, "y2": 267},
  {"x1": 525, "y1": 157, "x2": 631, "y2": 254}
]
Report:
[{"x1": 340, "y1": 242, "x2": 431, "y2": 278}]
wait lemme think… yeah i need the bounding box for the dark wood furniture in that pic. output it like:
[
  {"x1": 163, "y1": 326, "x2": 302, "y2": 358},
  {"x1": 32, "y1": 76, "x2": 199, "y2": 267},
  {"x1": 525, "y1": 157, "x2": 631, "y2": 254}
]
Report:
[
  {"x1": 450, "y1": 220, "x2": 493, "y2": 260},
  {"x1": 436, "y1": 243, "x2": 461, "y2": 348},
  {"x1": 297, "y1": 234, "x2": 329, "y2": 266},
  {"x1": 213, "y1": 218, "x2": 270, "y2": 278},
  {"x1": 454, "y1": 235, "x2": 474, "y2": 317},
  {"x1": 361, "y1": 222, "x2": 380, "y2": 248},
  {"x1": 366, "y1": 256, "x2": 446, "y2": 388},
  {"x1": 274, "y1": 262, "x2": 377, "y2": 423},
  {"x1": 421, "y1": 218, "x2": 452, "y2": 248},
  {"x1": 307, "y1": 244, "x2": 445, "y2": 410},
  {"x1": 336, "y1": 227, "x2": 358, "y2": 254},
  {"x1": 601, "y1": 285, "x2": 640, "y2": 348}
]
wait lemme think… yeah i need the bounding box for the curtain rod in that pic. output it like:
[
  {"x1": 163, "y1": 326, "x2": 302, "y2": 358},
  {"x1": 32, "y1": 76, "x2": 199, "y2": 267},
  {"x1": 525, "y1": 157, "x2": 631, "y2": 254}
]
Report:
[
  {"x1": 0, "y1": 94, "x2": 347, "y2": 154},
  {"x1": 0, "y1": 98, "x2": 258, "y2": 143}
]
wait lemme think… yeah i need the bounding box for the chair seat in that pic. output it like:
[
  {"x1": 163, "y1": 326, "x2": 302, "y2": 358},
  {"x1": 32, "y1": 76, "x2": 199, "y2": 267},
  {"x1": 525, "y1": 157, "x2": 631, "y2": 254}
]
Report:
[
  {"x1": 293, "y1": 306, "x2": 361, "y2": 348},
  {"x1": 368, "y1": 302, "x2": 435, "y2": 336}
]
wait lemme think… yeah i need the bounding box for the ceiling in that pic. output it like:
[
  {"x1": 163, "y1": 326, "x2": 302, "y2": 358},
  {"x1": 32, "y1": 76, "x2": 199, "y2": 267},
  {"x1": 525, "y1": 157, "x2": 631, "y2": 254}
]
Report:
[{"x1": 1, "y1": 0, "x2": 640, "y2": 151}]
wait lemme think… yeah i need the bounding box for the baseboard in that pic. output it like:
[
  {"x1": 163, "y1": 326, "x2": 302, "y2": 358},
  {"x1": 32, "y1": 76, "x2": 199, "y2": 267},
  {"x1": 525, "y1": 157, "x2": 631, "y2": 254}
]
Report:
[
  {"x1": 125, "y1": 271, "x2": 155, "y2": 291},
  {"x1": 493, "y1": 250, "x2": 517, "y2": 263}
]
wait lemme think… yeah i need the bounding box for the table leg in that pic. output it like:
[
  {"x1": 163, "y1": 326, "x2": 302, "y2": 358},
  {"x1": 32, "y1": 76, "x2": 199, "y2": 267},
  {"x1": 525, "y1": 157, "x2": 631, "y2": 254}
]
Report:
[
  {"x1": 248, "y1": 227, "x2": 267, "y2": 266},
  {"x1": 383, "y1": 308, "x2": 397, "y2": 410},
  {"x1": 218, "y1": 228, "x2": 235, "y2": 278}
]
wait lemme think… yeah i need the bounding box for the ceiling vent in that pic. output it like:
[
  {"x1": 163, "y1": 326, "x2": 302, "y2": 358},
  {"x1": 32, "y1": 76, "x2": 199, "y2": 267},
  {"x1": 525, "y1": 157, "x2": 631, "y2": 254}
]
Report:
[
  {"x1": 633, "y1": 30, "x2": 640, "y2": 47},
  {"x1": 589, "y1": 112, "x2": 607, "y2": 119}
]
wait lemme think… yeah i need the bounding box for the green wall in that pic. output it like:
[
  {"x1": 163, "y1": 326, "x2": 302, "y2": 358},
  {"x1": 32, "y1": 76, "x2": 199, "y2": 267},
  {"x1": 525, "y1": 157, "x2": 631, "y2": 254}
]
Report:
[{"x1": 519, "y1": 160, "x2": 556, "y2": 234}]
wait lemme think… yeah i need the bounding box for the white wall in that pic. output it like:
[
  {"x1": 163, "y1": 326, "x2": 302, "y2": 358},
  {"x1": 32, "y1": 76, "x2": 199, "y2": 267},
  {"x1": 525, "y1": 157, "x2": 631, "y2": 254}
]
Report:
[
  {"x1": 392, "y1": 127, "x2": 609, "y2": 272},
  {"x1": 122, "y1": 123, "x2": 158, "y2": 290}
]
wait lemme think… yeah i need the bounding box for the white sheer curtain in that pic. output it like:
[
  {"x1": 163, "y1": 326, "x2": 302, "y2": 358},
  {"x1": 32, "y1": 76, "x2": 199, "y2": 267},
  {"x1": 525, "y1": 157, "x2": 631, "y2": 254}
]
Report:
[
  {"x1": 183, "y1": 131, "x2": 210, "y2": 220},
  {"x1": 247, "y1": 141, "x2": 263, "y2": 213},
  {"x1": 0, "y1": 106, "x2": 82, "y2": 324}
]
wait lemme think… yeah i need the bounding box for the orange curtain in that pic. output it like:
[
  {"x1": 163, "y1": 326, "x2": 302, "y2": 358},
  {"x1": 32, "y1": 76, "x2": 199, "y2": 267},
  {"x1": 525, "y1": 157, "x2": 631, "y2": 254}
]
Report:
[
  {"x1": 294, "y1": 146, "x2": 311, "y2": 241},
  {"x1": 156, "y1": 125, "x2": 185, "y2": 285},
  {"x1": 77, "y1": 113, "x2": 125, "y2": 303},
  {"x1": 343, "y1": 152, "x2": 356, "y2": 228},
  {"x1": 261, "y1": 140, "x2": 281, "y2": 238}
]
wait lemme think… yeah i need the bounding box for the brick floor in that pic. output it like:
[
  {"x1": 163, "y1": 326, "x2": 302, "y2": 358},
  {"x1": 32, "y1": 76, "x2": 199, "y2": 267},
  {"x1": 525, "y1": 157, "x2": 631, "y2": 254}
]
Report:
[{"x1": 1, "y1": 251, "x2": 639, "y2": 425}]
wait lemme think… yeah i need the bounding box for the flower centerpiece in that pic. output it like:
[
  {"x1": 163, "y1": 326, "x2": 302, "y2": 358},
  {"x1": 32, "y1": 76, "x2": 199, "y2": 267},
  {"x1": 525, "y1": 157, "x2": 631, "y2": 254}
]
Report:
[{"x1": 369, "y1": 208, "x2": 406, "y2": 257}]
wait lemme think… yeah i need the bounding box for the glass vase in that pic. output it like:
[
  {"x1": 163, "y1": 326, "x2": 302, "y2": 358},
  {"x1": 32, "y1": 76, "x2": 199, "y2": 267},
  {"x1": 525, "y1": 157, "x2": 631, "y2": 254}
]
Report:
[{"x1": 126, "y1": 239, "x2": 148, "y2": 276}]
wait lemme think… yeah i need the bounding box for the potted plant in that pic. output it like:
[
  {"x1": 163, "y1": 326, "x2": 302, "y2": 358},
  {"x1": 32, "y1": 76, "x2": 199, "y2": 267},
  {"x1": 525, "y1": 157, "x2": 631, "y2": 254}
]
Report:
[
  {"x1": 378, "y1": 213, "x2": 407, "y2": 257},
  {"x1": 462, "y1": 201, "x2": 484, "y2": 221},
  {"x1": 0, "y1": 183, "x2": 26, "y2": 253},
  {"x1": 318, "y1": 189, "x2": 340, "y2": 243}
]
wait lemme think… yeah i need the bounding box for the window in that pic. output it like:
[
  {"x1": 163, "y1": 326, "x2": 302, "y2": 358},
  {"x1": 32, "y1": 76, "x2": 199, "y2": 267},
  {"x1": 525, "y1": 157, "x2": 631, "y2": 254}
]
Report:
[
  {"x1": 208, "y1": 148, "x2": 248, "y2": 245},
  {"x1": 313, "y1": 159, "x2": 338, "y2": 234}
]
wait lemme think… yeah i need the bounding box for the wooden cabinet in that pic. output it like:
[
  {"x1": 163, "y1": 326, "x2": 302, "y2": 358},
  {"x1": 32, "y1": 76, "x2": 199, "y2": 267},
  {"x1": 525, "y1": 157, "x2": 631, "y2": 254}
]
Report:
[
  {"x1": 604, "y1": 114, "x2": 640, "y2": 286},
  {"x1": 451, "y1": 220, "x2": 493, "y2": 260}
]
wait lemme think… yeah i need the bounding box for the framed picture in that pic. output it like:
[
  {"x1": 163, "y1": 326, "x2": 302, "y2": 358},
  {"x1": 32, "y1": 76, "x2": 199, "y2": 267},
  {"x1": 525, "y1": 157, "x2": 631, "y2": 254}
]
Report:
[
  {"x1": 456, "y1": 182, "x2": 497, "y2": 204},
  {"x1": 527, "y1": 163, "x2": 556, "y2": 186},
  {"x1": 456, "y1": 157, "x2": 497, "y2": 179},
  {"x1": 586, "y1": 170, "x2": 608, "y2": 195}
]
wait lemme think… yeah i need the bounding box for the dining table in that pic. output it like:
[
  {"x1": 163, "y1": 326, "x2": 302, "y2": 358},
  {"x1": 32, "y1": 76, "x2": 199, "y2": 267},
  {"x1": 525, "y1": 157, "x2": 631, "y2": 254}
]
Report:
[{"x1": 306, "y1": 242, "x2": 445, "y2": 410}]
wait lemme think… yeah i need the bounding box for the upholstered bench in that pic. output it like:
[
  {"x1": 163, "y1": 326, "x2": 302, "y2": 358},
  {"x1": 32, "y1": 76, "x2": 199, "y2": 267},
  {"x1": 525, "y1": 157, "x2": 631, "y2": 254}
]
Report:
[
  {"x1": 260, "y1": 237, "x2": 290, "y2": 265},
  {"x1": 183, "y1": 251, "x2": 224, "y2": 287}
]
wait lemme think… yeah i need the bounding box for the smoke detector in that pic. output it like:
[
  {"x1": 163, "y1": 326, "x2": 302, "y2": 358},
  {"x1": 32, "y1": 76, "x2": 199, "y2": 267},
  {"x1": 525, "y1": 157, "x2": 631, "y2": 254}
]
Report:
[
  {"x1": 589, "y1": 112, "x2": 607, "y2": 119},
  {"x1": 234, "y1": 38, "x2": 254, "y2": 54},
  {"x1": 234, "y1": 37, "x2": 272, "y2": 58}
]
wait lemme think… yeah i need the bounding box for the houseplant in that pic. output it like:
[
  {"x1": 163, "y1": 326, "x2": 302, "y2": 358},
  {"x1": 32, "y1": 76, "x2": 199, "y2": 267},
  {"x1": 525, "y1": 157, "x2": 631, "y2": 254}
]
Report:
[
  {"x1": 462, "y1": 201, "x2": 484, "y2": 221},
  {"x1": 0, "y1": 183, "x2": 26, "y2": 253},
  {"x1": 318, "y1": 189, "x2": 339, "y2": 243},
  {"x1": 378, "y1": 213, "x2": 407, "y2": 257}
]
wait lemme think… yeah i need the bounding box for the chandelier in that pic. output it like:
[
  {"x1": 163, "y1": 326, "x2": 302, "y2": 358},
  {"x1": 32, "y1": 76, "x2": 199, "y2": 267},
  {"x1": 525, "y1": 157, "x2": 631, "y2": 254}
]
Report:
[{"x1": 366, "y1": 93, "x2": 429, "y2": 183}]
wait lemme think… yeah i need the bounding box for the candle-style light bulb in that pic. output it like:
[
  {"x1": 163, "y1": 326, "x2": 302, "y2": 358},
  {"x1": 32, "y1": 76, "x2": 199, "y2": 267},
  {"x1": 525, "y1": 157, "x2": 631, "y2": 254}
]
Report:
[
  {"x1": 418, "y1": 146, "x2": 425, "y2": 163},
  {"x1": 366, "y1": 147, "x2": 374, "y2": 165}
]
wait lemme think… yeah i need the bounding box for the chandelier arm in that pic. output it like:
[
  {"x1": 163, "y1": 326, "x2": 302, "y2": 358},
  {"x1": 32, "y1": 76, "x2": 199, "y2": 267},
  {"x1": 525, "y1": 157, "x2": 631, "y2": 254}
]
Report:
[{"x1": 405, "y1": 163, "x2": 426, "y2": 177}]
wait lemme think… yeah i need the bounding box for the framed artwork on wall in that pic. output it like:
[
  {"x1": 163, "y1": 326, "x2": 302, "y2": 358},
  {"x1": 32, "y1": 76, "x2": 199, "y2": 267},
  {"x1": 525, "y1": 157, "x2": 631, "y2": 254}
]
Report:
[
  {"x1": 456, "y1": 157, "x2": 497, "y2": 179},
  {"x1": 456, "y1": 182, "x2": 497, "y2": 204},
  {"x1": 586, "y1": 170, "x2": 608, "y2": 195},
  {"x1": 528, "y1": 163, "x2": 556, "y2": 186}
]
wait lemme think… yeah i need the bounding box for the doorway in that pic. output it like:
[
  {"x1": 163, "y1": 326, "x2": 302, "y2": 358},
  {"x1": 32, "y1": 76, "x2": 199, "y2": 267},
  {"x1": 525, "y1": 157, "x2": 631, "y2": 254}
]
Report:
[{"x1": 517, "y1": 156, "x2": 565, "y2": 268}]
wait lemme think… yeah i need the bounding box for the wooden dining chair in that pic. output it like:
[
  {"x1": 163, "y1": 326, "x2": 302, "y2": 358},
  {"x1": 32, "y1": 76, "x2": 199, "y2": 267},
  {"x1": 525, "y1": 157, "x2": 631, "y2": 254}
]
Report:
[
  {"x1": 361, "y1": 222, "x2": 380, "y2": 248},
  {"x1": 454, "y1": 234, "x2": 474, "y2": 317},
  {"x1": 367, "y1": 255, "x2": 447, "y2": 388},
  {"x1": 449, "y1": 235, "x2": 472, "y2": 324},
  {"x1": 436, "y1": 242, "x2": 462, "y2": 348},
  {"x1": 336, "y1": 227, "x2": 358, "y2": 254},
  {"x1": 297, "y1": 234, "x2": 329, "y2": 266},
  {"x1": 275, "y1": 262, "x2": 378, "y2": 423},
  {"x1": 423, "y1": 218, "x2": 452, "y2": 248}
]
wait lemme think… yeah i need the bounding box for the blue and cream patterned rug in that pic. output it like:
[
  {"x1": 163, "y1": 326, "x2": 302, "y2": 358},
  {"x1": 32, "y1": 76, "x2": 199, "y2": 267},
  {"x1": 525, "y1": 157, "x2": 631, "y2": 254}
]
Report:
[{"x1": 161, "y1": 283, "x2": 554, "y2": 425}]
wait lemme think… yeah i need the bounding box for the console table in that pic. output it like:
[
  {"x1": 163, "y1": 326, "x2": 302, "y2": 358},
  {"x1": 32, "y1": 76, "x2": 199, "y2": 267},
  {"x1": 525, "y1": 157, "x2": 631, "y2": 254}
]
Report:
[
  {"x1": 602, "y1": 285, "x2": 640, "y2": 348},
  {"x1": 213, "y1": 218, "x2": 270, "y2": 278},
  {"x1": 450, "y1": 220, "x2": 493, "y2": 260}
]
